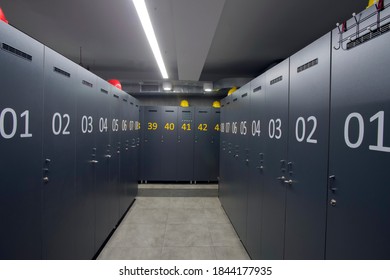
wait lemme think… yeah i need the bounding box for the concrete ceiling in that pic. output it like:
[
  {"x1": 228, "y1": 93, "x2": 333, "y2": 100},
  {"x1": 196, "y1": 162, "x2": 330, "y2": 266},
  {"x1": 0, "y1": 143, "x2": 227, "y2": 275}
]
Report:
[{"x1": 0, "y1": 0, "x2": 366, "y2": 89}]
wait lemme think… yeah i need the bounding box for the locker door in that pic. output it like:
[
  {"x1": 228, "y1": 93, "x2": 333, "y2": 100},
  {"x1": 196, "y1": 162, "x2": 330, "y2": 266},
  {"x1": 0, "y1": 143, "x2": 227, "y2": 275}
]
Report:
[
  {"x1": 327, "y1": 6, "x2": 390, "y2": 259},
  {"x1": 284, "y1": 33, "x2": 331, "y2": 260},
  {"x1": 161, "y1": 107, "x2": 178, "y2": 181},
  {"x1": 142, "y1": 106, "x2": 162, "y2": 181},
  {"x1": 0, "y1": 23, "x2": 44, "y2": 259},
  {"x1": 139, "y1": 106, "x2": 145, "y2": 181},
  {"x1": 119, "y1": 95, "x2": 133, "y2": 217},
  {"x1": 74, "y1": 66, "x2": 97, "y2": 259},
  {"x1": 177, "y1": 107, "x2": 195, "y2": 181},
  {"x1": 219, "y1": 96, "x2": 231, "y2": 212},
  {"x1": 109, "y1": 87, "x2": 122, "y2": 221},
  {"x1": 128, "y1": 97, "x2": 138, "y2": 199},
  {"x1": 94, "y1": 78, "x2": 113, "y2": 251},
  {"x1": 42, "y1": 47, "x2": 77, "y2": 259},
  {"x1": 194, "y1": 108, "x2": 213, "y2": 181},
  {"x1": 246, "y1": 75, "x2": 266, "y2": 259},
  {"x1": 261, "y1": 59, "x2": 289, "y2": 259},
  {"x1": 209, "y1": 108, "x2": 220, "y2": 181},
  {"x1": 135, "y1": 103, "x2": 141, "y2": 183}
]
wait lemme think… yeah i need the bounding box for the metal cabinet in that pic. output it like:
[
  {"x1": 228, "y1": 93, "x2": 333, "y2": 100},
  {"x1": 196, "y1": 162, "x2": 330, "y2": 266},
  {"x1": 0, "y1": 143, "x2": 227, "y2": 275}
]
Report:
[
  {"x1": 284, "y1": 33, "x2": 331, "y2": 259},
  {"x1": 42, "y1": 47, "x2": 78, "y2": 259},
  {"x1": 0, "y1": 22, "x2": 44, "y2": 260},
  {"x1": 177, "y1": 107, "x2": 195, "y2": 181},
  {"x1": 161, "y1": 107, "x2": 178, "y2": 181},
  {"x1": 246, "y1": 75, "x2": 266, "y2": 259},
  {"x1": 326, "y1": 4, "x2": 390, "y2": 259},
  {"x1": 261, "y1": 59, "x2": 290, "y2": 260}
]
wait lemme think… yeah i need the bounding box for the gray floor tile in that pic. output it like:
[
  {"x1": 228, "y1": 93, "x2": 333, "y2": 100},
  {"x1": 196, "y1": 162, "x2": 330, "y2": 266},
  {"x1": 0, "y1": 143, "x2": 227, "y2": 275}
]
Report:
[
  {"x1": 204, "y1": 208, "x2": 230, "y2": 224},
  {"x1": 164, "y1": 224, "x2": 212, "y2": 247},
  {"x1": 123, "y1": 208, "x2": 169, "y2": 224},
  {"x1": 161, "y1": 246, "x2": 216, "y2": 260},
  {"x1": 107, "y1": 224, "x2": 166, "y2": 248},
  {"x1": 203, "y1": 197, "x2": 222, "y2": 208},
  {"x1": 134, "y1": 197, "x2": 172, "y2": 209},
  {"x1": 214, "y1": 246, "x2": 250, "y2": 260},
  {"x1": 167, "y1": 208, "x2": 208, "y2": 224},
  {"x1": 98, "y1": 247, "x2": 162, "y2": 260},
  {"x1": 170, "y1": 197, "x2": 204, "y2": 209},
  {"x1": 209, "y1": 223, "x2": 242, "y2": 246}
]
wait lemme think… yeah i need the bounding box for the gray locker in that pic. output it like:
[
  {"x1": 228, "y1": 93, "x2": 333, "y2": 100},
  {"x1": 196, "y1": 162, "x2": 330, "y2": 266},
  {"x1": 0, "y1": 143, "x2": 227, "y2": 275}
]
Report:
[
  {"x1": 246, "y1": 75, "x2": 266, "y2": 259},
  {"x1": 327, "y1": 4, "x2": 390, "y2": 259},
  {"x1": 261, "y1": 59, "x2": 290, "y2": 259},
  {"x1": 0, "y1": 22, "x2": 44, "y2": 259},
  {"x1": 194, "y1": 107, "x2": 220, "y2": 181},
  {"x1": 161, "y1": 107, "x2": 178, "y2": 181},
  {"x1": 128, "y1": 96, "x2": 138, "y2": 198},
  {"x1": 42, "y1": 47, "x2": 77, "y2": 259},
  {"x1": 142, "y1": 106, "x2": 162, "y2": 180},
  {"x1": 74, "y1": 65, "x2": 97, "y2": 259},
  {"x1": 177, "y1": 107, "x2": 195, "y2": 181},
  {"x1": 284, "y1": 33, "x2": 331, "y2": 260},
  {"x1": 94, "y1": 77, "x2": 114, "y2": 251},
  {"x1": 109, "y1": 86, "x2": 122, "y2": 222}
]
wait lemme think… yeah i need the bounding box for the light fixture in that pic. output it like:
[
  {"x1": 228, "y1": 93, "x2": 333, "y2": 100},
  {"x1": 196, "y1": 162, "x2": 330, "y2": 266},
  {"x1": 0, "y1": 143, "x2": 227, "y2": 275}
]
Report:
[
  {"x1": 163, "y1": 81, "x2": 172, "y2": 91},
  {"x1": 203, "y1": 82, "x2": 213, "y2": 92},
  {"x1": 132, "y1": 0, "x2": 169, "y2": 79}
]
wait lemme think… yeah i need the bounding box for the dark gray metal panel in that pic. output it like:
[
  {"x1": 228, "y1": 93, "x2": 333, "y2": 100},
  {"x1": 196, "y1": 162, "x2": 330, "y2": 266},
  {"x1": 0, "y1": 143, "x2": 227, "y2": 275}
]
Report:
[
  {"x1": 42, "y1": 47, "x2": 77, "y2": 259},
  {"x1": 74, "y1": 65, "x2": 97, "y2": 259},
  {"x1": 261, "y1": 59, "x2": 289, "y2": 260},
  {"x1": 194, "y1": 107, "x2": 220, "y2": 181},
  {"x1": 161, "y1": 106, "x2": 178, "y2": 181},
  {"x1": 177, "y1": 107, "x2": 195, "y2": 181},
  {"x1": 0, "y1": 22, "x2": 44, "y2": 260},
  {"x1": 142, "y1": 106, "x2": 162, "y2": 180},
  {"x1": 139, "y1": 106, "x2": 145, "y2": 180},
  {"x1": 327, "y1": 5, "x2": 390, "y2": 259},
  {"x1": 284, "y1": 33, "x2": 331, "y2": 260},
  {"x1": 210, "y1": 108, "x2": 221, "y2": 181},
  {"x1": 109, "y1": 86, "x2": 122, "y2": 222},
  {"x1": 246, "y1": 75, "x2": 266, "y2": 259},
  {"x1": 94, "y1": 77, "x2": 114, "y2": 251}
]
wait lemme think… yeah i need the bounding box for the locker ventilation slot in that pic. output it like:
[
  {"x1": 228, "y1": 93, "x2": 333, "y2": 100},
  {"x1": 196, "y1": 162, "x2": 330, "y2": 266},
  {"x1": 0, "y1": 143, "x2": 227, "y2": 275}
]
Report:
[
  {"x1": 199, "y1": 111, "x2": 208, "y2": 113},
  {"x1": 233, "y1": 98, "x2": 238, "y2": 102},
  {"x1": 136, "y1": 105, "x2": 139, "y2": 107},
  {"x1": 1, "y1": 43, "x2": 32, "y2": 61},
  {"x1": 241, "y1": 93, "x2": 248, "y2": 98},
  {"x1": 270, "y1": 76, "x2": 283, "y2": 85},
  {"x1": 216, "y1": 111, "x2": 220, "y2": 114},
  {"x1": 182, "y1": 111, "x2": 191, "y2": 113},
  {"x1": 100, "y1": 89, "x2": 108, "y2": 94},
  {"x1": 130, "y1": 102, "x2": 134, "y2": 105},
  {"x1": 347, "y1": 22, "x2": 390, "y2": 50},
  {"x1": 253, "y1": 86, "x2": 262, "y2": 92},
  {"x1": 165, "y1": 110, "x2": 174, "y2": 112},
  {"x1": 148, "y1": 110, "x2": 157, "y2": 112},
  {"x1": 227, "y1": 102, "x2": 230, "y2": 105},
  {"x1": 113, "y1": 94, "x2": 119, "y2": 98},
  {"x1": 221, "y1": 105, "x2": 225, "y2": 107},
  {"x1": 53, "y1": 67, "x2": 70, "y2": 78},
  {"x1": 123, "y1": 99, "x2": 128, "y2": 102},
  {"x1": 297, "y1": 58, "x2": 318, "y2": 73},
  {"x1": 82, "y1": 80, "x2": 93, "y2": 88}
]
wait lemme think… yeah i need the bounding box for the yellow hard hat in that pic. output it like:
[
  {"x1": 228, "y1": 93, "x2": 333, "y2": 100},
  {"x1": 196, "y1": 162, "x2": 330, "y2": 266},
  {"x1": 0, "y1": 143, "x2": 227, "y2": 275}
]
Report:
[
  {"x1": 227, "y1": 87, "x2": 237, "y2": 96},
  {"x1": 180, "y1": 100, "x2": 189, "y2": 107},
  {"x1": 212, "y1": 101, "x2": 221, "y2": 108}
]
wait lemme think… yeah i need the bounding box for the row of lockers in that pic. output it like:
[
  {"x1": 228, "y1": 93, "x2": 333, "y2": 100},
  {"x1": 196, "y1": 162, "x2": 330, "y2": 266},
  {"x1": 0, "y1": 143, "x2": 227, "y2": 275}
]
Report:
[
  {"x1": 0, "y1": 21, "x2": 140, "y2": 259},
  {"x1": 139, "y1": 106, "x2": 220, "y2": 182},
  {"x1": 219, "y1": 2, "x2": 390, "y2": 260}
]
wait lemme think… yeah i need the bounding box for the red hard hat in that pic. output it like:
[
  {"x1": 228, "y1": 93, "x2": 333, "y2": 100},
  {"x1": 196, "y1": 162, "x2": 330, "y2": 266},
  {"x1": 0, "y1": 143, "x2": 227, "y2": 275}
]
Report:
[
  {"x1": 108, "y1": 79, "x2": 122, "y2": 90},
  {"x1": 0, "y1": 8, "x2": 8, "y2": 24}
]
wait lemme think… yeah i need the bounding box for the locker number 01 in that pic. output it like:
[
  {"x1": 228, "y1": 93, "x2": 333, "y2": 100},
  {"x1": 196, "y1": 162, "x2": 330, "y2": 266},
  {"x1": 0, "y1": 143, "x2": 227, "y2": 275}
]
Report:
[{"x1": 0, "y1": 108, "x2": 32, "y2": 139}]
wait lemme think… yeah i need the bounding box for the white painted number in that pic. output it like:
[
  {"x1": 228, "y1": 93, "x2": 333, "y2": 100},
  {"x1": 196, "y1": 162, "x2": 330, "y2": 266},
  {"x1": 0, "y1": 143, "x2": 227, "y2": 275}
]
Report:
[
  {"x1": 52, "y1": 113, "x2": 70, "y2": 136},
  {"x1": 268, "y1": 119, "x2": 282, "y2": 139},
  {"x1": 232, "y1": 122, "x2": 238, "y2": 134},
  {"x1": 0, "y1": 108, "x2": 17, "y2": 139},
  {"x1": 251, "y1": 120, "x2": 261, "y2": 137},
  {"x1": 99, "y1": 118, "x2": 108, "y2": 132},
  {"x1": 112, "y1": 119, "x2": 119, "y2": 132},
  {"x1": 240, "y1": 121, "x2": 247, "y2": 135},
  {"x1": 122, "y1": 120, "x2": 127, "y2": 131},
  {"x1": 344, "y1": 112, "x2": 364, "y2": 149},
  {"x1": 20, "y1": 110, "x2": 32, "y2": 138},
  {"x1": 295, "y1": 116, "x2": 318, "y2": 144},
  {"x1": 81, "y1": 116, "x2": 93, "y2": 134}
]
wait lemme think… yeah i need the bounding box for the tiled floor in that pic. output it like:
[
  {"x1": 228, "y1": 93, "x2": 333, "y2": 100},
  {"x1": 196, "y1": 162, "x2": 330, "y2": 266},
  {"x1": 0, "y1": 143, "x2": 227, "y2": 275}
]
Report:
[{"x1": 98, "y1": 197, "x2": 250, "y2": 260}]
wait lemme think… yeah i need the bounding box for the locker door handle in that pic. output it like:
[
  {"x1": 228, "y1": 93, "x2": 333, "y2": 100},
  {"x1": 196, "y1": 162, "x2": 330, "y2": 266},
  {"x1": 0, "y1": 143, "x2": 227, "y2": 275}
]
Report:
[
  {"x1": 104, "y1": 155, "x2": 112, "y2": 158},
  {"x1": 89, "y1": 160, "x2": 99, "y2": 164},
  {"x1": 277, "y1": 176, "x2": 286, "y2": 181},
  {"x1": 284, "y1": 180, "x2": 293, "y2": 186},
  {"x1": 256, "y1": 166, "x2": 264, "y2": 170},
  {"x1": 43, "y1": 177, "x2": 49, "y2": 183}
]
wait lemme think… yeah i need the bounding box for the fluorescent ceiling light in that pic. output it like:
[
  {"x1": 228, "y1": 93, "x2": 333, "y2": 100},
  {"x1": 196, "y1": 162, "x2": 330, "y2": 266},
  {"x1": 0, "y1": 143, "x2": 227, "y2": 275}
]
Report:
[
  {"x1": 203, "y1": 82, "x2": 213, "y2": 92},
  {"x1": 132, "y1": 0, "x2": 169, "y2": 79}
]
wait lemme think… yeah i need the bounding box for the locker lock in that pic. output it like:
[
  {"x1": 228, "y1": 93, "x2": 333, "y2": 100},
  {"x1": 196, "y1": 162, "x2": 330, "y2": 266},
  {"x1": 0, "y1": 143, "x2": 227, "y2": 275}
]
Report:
[
  {"x1": 330, "y1": 199, "x2": 337, "y2": 207},
  {"x1": 43, "y1": 177, "x2": 49, "y2": 184}
]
